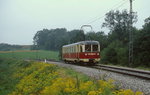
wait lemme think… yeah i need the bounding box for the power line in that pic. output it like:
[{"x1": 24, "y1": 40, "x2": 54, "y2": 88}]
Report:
[{"x1": 86, "y1": 0, "x2": 129, "y2": 24}]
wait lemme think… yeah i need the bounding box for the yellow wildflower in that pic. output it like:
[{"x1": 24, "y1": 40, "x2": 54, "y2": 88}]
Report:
[
  {"x1": 98, "y1": 80, "x2": 114, "y2": 89},
  {"x1": 88, "y1": 91, "x2": 97, "y2": 95},
  {"x1": 80, "y1": 81, "x2": 93, "y2": 91},
  {"x1": 135, "y1": 91, "x2": 144, "y2": 95}
]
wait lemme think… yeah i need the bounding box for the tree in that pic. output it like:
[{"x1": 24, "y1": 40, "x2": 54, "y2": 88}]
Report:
[
  {"x1": 100, "y1": 10, "x2": 137, "y2": 66},
  {"x1": 33, "y1": 29, "x2": 50, "y2": 49},
  {"x1": 133, "y1": 16, "x2": 150, "y2": 67},
  {"x1": 33, "y1": 28, "x2": 86, "y2": 51},
  {"x1": 102, "y1": 10, "x2": 137, "y2": 44},
  {"x1": 33, "y1": 28, "x2": 68, "y2": 50},
  {"x1": 69, "y1": 30, "x2": 85, "y2": 43}
]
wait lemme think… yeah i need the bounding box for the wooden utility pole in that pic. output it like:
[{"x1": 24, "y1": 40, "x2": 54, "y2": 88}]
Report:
[{"x1": 129, "y1": 0, "x2": 133, "y2": 66}]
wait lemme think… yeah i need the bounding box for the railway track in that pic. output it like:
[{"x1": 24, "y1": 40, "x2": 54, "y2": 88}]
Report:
[
  {"x1": 44, "y1": 60, "x2": 150, "y2": 95},
  {"x1": 43, "y1": 60, "x2": 150, "y2": 80},
  {"x1": 92, "y1": 64, "x2": 150, "y2": 80}
]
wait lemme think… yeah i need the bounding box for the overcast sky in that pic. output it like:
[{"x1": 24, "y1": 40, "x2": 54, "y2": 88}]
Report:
[{"x1": 0, "y1": 0, "x2": 150, "y2": 45}]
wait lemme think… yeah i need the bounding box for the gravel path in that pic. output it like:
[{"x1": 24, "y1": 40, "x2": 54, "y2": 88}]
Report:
[{"x1": 47, "y1": 61, "x2": 150, "y2": 95}]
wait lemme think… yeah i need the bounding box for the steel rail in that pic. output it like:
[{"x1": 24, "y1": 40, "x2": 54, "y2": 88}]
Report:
[
  {"x1": 97, "y1": 64, "x2": 150, "y2": 75},
  {"x1": 41, "y1": 60, "x2": 150, "y2": 80},
  {"x1": 92, "y1": 65, "x2": 150, "y2": 80}
]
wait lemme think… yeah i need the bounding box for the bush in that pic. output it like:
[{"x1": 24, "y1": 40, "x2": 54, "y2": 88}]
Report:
[
  {"x1": 10, "y1": 62, "x2": 58, "y2": 95},
  {"x1": 101, "y1": 40, "x2": 128, "y2": 66}
]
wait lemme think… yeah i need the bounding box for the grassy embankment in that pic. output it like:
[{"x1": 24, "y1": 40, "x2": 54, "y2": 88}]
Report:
[
  {"x1": 0, "y1": 50, "x2": 59, "y2": 60},
  {"x1": 0, "y1": 58, "x2": 143, "y2": 95},
  {"x1": 0, "y1": 50, "x2": 149, "y2": 71}
]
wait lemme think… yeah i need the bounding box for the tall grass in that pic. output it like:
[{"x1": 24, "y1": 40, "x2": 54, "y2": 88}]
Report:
[{"x1": 0, "y1": 59, "x2": 32, "y2": 95}]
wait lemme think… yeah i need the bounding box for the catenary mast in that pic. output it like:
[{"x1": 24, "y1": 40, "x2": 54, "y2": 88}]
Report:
[{"x1": 129, "y1": 0, "x2": 133, "y2": 66}]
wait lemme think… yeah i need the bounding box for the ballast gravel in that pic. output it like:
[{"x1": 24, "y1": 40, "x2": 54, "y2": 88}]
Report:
[{"x1": 47, "y1": 61, "x2": 150, "y2": 95}]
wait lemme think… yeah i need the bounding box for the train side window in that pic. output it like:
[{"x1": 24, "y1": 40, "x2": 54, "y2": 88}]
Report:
[
  {"x1": 77, "y1": 45, "x2": 79, "y2": 53},
  {"x1": 65, "y1": 48, "x2": 66, "y2": 53},
  {"x1": 80, "y1": 46, "x2": 82, "y2": 52},
  {"x1": 66, "y1": 48, "x2": 67, "y2": 53},
  {"x1": 76, "y1": 45, "x2": 78, "y2": 53},
  {"x1": 70, "y1": 47, "x2": 71, "y2": 53},
  {"x1": 73, "y1": 46, "x2": 75, "y2": 53}
]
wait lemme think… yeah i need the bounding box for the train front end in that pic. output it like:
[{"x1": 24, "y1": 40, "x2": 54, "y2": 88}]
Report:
[{"x1": 78, "y1": 41, "x2": 100, "y2": 65}]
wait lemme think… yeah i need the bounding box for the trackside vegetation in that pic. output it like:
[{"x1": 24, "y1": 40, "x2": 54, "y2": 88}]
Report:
[{"x1": 0, "y1": 59, "x2": 143, "y2": 95}]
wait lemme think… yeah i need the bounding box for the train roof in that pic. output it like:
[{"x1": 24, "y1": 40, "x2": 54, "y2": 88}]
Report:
[{"x1": 62, "y1": 40, "x2": 99, "y2": 48}]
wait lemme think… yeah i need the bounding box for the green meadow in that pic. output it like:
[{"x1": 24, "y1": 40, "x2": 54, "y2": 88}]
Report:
[{"x1": 0, "y1": 50, "x2": 59, "y2": 60}]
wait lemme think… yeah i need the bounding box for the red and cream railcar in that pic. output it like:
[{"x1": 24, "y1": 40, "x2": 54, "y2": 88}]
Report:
[{"x1": 62, "y1": 41, "x2": 100, "y2": 65}]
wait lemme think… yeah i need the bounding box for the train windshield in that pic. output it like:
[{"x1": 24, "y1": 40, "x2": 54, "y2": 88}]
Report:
[
  {"x1": 93, "y1": 45, "x2": 98, "y2": 52},
  {"x1": 85, "y1": 44, "x2": 99, "y2": 52},
  {"x1": 85, "y1": 45, "x2": 91, "y2": 52}
]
